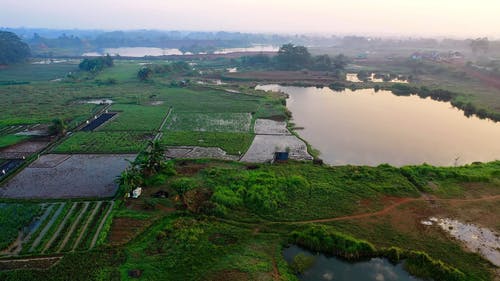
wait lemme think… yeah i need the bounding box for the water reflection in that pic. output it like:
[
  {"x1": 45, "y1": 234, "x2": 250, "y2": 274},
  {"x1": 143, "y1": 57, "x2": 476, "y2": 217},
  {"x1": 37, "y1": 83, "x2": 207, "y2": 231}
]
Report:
[
  {"x1": 283, "y1": 245, "x2": 421, "y2": 281},
  {"x1": 256, "y1": 85, "x2": 500, "y2": 166}
]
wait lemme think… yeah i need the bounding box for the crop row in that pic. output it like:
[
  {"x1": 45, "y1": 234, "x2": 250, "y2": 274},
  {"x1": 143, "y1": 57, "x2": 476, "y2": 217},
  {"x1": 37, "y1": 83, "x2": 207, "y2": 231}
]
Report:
[
  {"x1": 77, "y1": 201, "x2": 112, "y2": 250},
  {"x1": 45, "y1": 202, "x2": 85, "y2": 253},
  {"x1": 20, "y1": 203, "x2": 61, "y2": 255},
  {"x1": 61, "y1": 202, "x2": 97, "y2": 252},
  {"x1": 22, "y1": 201, "x2": 113, "y2": 255}
]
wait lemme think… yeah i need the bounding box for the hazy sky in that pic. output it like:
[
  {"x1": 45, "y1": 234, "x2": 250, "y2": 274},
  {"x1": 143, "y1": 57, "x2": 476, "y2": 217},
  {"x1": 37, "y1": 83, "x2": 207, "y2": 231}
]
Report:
[{"x1": 2, "y1": 0, "x2": 499, "y2": 38}]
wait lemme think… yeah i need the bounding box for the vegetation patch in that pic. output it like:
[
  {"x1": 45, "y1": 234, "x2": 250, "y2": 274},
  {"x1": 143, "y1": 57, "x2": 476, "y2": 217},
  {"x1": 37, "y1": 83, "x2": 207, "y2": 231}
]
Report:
[
  {"x1": 161, "y1": 131, "x2": 254, "y2": 155},
  {"x1": 0, "y1": 203, "x2": 41, "y2": 250},
  {"x1": 53, "y1": 131, "x2": 148, "y2": 153}
]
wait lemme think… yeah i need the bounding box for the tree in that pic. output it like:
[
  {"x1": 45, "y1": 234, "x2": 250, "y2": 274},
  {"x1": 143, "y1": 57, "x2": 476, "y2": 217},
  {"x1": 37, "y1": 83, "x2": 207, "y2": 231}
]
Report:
[
  {"x1": 470, "y1": 37, "x2": 489, "y2": 54},
  {"x1": 311, "y1": 54, "x2": 331, "y2": 70},
  {"x1": 78, "y1": 55, "x2": 113, "y2": 73},
  {"x1": 0, "y1": 31, "x2": 31, "y2": 65},
  {"x1": 140, "y1": 140, "x2": 166, "y2": 176},
  {"x1": 275, "y1": 43, "x2": 312, "y2": 70},
  {"x1": 137, "y1": 67, "x2": 153, "y2": 81},
  {"x1": 48, "y1": 118, "x2": 67, "y2": 136}
]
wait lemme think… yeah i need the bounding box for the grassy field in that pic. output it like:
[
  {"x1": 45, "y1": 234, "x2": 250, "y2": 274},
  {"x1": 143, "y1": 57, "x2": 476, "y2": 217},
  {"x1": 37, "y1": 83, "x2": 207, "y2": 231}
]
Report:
[
  {"x1": 0, "y1": 135, "x2": 30, "y2": 149},
  {"x1": 54, "y1": 132, "x2": 149, "y2": 153},
  {"x1": 0, "y1": 62, "x2": 78, "y2": 82},
  {"x1": 160, "y1": 131, "x2": 254, "y2": 155},
  {"x1": 99, "y1": 104, "x2": 170, "y2": 132}
]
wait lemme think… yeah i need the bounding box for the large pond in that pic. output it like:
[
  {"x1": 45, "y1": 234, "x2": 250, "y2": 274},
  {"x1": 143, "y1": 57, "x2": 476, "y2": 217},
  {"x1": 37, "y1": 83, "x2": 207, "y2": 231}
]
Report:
[
  {"x1": 82, "y1": 45, "x2": 278, "y2": 57},
  {"x1": 283, "y1": 245, "x2": 421, "y2": 281},
  {"x1": 256, "y1": 85, "x2": 500, "y2": 166}
]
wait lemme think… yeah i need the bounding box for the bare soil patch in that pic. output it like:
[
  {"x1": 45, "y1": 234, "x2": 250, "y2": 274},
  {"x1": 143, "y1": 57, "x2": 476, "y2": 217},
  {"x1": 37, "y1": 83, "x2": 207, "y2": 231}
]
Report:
[
  {"x1": 0, "y1": 140, "x2": 50, "y2": 159},
  {"x1": 240, "y1": 135, "x2": 312, "y2": 163},
  {"x1": 108, "y1": 217, "x2": 152, "y2": 246},
  {"x1": 253, "y1": 119, "x2": 290, "y2": 135},
  {"x1": 206, "y1": 270, "x2": 249, "y2": 281},
  {"x1": 166, "y1": 146, "x2": 239, "y2": 161}
]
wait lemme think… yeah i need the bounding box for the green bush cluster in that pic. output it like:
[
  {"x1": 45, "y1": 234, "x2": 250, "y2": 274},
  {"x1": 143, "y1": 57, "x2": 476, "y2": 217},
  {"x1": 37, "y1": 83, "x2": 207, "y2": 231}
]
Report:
[
  {"x1": 290, "y1": 225, "x2": 376, "y2": 259},
  {"x1": 291, "y1": 225, "x2": 467, "y2": 281},
  {"x1": 208, "y1": 169, "x2": 309, "y2": 215}
]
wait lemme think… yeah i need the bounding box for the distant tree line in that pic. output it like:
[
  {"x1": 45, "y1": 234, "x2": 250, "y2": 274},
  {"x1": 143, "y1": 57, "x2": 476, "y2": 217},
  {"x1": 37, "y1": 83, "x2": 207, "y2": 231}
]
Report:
[
  {"x1": 138, "y1": 61, "x2": 193, "y2": 81},
  {"x1": 238, "y1": 44, "x2": 349, "y2": 72},
  {"x1": 0, "y1": 31, "x2": 31, "y2": 65},
  {"x1": 78, "y1": 54, "x2": 114, "y2": 72}
]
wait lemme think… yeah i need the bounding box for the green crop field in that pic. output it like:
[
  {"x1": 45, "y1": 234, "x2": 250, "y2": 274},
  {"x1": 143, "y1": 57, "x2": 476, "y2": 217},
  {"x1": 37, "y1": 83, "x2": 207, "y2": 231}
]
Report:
[
  {"x1": 161, "y1": 131, "x2": 254, "y2": 155},
  {"x1": 165, "y1": 112, "x2": 252, "y2": 132},
  {"x1": 99, "y1": 103, "x2": 170, "y2": 132},
  {"x1": 0, "y1": 135, "x2": 30, "y2": 148},
  {"x1": 0, "y1": 62, "x2": 78, "y2": 82},
  {"x1": 54, "y1": 131, "x2": 148, "y2": 153}
]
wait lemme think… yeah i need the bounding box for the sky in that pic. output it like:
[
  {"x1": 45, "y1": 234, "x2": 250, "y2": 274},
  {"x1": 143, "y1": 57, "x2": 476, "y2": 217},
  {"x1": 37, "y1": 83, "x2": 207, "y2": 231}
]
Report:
[{"x1": 1, "y1": 0, "x2": 499, "y2": 38}]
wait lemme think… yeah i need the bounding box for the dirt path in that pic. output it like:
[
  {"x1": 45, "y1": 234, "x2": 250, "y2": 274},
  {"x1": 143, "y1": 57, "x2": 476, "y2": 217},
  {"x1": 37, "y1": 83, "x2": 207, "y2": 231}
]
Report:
[
  {"x1": 285, "y1": 195, "x2": 500, "y2": 224},
  {"x1": 0, "y1": 255, "x2": 62, "y2": 270},
  {"x1": 30, "y1": 202, "x2": 65, "y2": 252},
  {"x1": 153, "y1": 107, "x2": 172, "y2": 142},
  {"x1": 58, "y1": 202, "x2": 90, "y2": 252},
  {"x1": 73, "y1": 201, "x2": 102, "y2": 251},
  {"x1": 42, "y1": 202, "x2": 77, "y2": 253},
  {"x1": 90, "y1": 201, "x2": 114, "y2": 248},
  {"x1": 271, "y1": 256, "x2": 280, "y2": 281}
]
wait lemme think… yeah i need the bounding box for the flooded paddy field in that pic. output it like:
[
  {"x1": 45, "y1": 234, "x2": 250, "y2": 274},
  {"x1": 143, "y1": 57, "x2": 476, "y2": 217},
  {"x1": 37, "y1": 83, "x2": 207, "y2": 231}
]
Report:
[{"x1": 0, "y1": 154, "x2": 135, "y2": 199}]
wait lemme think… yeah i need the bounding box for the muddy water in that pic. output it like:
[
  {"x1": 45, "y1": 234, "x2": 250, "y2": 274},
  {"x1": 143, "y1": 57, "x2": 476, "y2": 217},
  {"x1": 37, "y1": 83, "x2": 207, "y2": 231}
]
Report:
[
  {"x1": 425, "y1": 217, "x2": 500, "y2": 266},
  {"x1": 256, "y1": 85, "x2": 500, "y2": 166},
  {"x1": 283, "y1": 245, "x2": 421, "y2": 281}
]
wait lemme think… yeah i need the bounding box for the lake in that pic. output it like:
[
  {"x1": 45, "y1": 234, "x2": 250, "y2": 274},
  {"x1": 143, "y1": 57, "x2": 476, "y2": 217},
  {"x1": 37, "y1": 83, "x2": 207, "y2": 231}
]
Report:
[
  {"x1": 283, "y1": 245, "x2": 421, "y2": 281},
  {"x1": 82, "y1": 45, "x2": 278, "y2": 57},
  {"x1": 256, "y1": 85, "x2": 500, "y2": 166}
]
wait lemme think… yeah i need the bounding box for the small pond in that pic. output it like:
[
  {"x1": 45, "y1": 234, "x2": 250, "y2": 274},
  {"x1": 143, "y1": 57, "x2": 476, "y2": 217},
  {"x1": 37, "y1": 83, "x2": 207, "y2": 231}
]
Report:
[
  {"x1": 283, "y1": 245, "x2": 421, "y2": 281},
  {"x1": 256, "y1": 85, "x2": 500, "y2": 166}
]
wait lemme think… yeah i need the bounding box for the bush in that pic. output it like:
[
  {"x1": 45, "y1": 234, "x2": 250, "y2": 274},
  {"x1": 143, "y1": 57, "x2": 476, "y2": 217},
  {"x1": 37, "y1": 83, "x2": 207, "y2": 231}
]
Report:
[
  {"x1": 290, "y1": 225, "x2": 376, "y2": 259},
  {"x1": 290, "y1": 253, "x2": 315, "y2": 274}
]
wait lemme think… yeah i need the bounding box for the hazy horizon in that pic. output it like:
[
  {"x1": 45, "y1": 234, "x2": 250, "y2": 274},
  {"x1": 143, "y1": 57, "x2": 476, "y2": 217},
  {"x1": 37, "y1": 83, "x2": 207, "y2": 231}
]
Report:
[{"x1": 2, "y1": 0, "x2": 500, "y2": 39}]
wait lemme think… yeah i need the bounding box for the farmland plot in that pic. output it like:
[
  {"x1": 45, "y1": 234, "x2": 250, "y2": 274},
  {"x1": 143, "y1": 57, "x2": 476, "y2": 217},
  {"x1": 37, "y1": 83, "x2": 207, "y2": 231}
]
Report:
[
  {"x1": 53, "y1": 132, "x2": 149, "y2": 153},
  {"x1": 0, "y1": 154, "x2": 135, "y2": 199},
  {"x1": 0, "y1": 201, "x2": 115, "y2": 256},
  {"x1": 165, "y1": 112, "x2": 252, "y2": 132}
]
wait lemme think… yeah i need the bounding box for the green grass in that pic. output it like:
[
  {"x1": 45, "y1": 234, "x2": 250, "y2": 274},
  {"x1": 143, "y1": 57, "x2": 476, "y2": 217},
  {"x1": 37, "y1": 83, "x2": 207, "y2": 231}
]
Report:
[
  {"x1": 165, "y1": 112, "x2": 252, "y2": 132},
  {"x1": 119, "y1": 216, "x2": 280, "y2": 281},
  {"x1": 197, "y1": 161, "x2": 420, "y2": 221},
  {"x1": 53, "y1": 131, "x2": 148, "y2": 153},
  {"x1": 0, "y1": 134, "x2": 30, "y2": 148},
  {"x1": 94, "y1": 61, "x2": 142, "y2": 82},
  {"x1": 161, "y1": 131, "x2": 254, "y2": 155},
  {"x1": 100, "y1": 104, "x2": 170, "y2": 131},
  {"x1": 0, "y1": 203, "x2": 42, "y2": 250},
  {"x1": 0, "y1": 62, "x2": 78, "y2": 82},
  {"x1": 62, "y1": 202, "x2": 97, "y2": 252}
]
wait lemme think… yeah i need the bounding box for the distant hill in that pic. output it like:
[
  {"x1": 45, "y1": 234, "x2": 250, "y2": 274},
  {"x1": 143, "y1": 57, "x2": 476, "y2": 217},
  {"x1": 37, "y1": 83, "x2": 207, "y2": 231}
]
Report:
[{"x1": 0, "y1": 31, "x2": 31, "y2": 64}]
